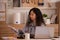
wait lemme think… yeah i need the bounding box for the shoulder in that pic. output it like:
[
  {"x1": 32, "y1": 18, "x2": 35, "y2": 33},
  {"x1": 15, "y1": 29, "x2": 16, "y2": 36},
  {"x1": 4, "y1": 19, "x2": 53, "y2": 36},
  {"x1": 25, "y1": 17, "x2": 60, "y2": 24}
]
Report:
[{"x1": 40, "y1": 23, "x2": 46, "y2": 26}]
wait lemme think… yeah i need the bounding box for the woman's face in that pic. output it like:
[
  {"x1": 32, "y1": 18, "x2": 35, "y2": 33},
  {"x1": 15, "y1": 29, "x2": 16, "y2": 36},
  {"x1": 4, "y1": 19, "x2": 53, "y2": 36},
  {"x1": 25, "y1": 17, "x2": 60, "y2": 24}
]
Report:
[{"x1": 29, "y1": 11, "x2": 36, "y2": 21}]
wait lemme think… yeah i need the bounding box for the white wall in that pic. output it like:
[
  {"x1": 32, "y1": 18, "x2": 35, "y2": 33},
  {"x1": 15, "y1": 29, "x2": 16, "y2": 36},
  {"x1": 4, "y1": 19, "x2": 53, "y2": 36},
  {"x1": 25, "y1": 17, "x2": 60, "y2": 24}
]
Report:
[
  {"x1": 0, "y1": 0, "x2": 7, "y2": 3},
  {"x1": 2, "y1": 0, "x2": 57, "y2": 24},
  {"x1": 6, "y1": 7, "x2": 56, "y2": 24}
]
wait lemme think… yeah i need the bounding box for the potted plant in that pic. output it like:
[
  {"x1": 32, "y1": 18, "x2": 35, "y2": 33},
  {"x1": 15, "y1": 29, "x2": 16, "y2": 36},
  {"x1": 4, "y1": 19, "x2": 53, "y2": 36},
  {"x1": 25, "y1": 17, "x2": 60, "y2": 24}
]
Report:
[
  {"x1": 43, "y1": 14, "x2": 47, "y2": 18},
  {"x1": 46, "y1": 17, "x2": 51, "y2": 24},
  {"x1": 43, "y1": 14, "x2": 48, "y2": 20},
  {"x1": 43, "y1": 14, "x2": 51, "y2": 24}
]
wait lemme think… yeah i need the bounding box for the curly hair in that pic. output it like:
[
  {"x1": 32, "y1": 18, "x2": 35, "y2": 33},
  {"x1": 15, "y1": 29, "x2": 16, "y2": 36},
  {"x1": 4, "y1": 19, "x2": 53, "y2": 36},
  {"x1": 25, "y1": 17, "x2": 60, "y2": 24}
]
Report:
[{"x1": 26, "y1": 8, "x2": 46, "y2": 26}]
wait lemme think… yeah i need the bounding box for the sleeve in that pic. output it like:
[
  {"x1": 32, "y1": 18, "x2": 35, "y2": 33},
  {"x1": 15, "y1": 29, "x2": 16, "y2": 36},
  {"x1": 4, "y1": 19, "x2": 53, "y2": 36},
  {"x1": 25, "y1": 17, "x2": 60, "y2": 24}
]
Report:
[{"x1": 22, "y1": 26, "x2": 29, "y2": 33}]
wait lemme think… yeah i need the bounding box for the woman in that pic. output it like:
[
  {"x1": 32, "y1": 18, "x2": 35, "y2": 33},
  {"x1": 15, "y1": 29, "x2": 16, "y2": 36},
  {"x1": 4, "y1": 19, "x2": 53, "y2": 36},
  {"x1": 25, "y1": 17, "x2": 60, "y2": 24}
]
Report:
[
  {"x1": 21, "y1": 8, "x2": 46, "y2": 38},
  {"x1": 8, "y1": 8, "x2": 45, "y2": 38}
]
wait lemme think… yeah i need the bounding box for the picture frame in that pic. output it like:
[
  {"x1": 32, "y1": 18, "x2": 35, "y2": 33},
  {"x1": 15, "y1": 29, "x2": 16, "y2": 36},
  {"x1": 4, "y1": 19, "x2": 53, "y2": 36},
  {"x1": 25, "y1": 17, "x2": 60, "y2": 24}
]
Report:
[
  {"x1": 7, "y1": 0, "x2": 21, "y2": 8},
  {"x1": 7, "y1": 0, "x2": 13, "y2": 8},
  {"x1": 7, "y1": 0, "x2": 44, "y2": 7},
  {"x1": 13, "y1": 0, "x2": 20, "y2": 7},
  {"x1": 38, "y1": 0, "x2": 44, "y2": 6},
  {"x1": 22, "y1": 0, "x2": 25, "y2": 3},
  {"x1": 26, "y1": 0, "x2": 29, "y2": 3}
]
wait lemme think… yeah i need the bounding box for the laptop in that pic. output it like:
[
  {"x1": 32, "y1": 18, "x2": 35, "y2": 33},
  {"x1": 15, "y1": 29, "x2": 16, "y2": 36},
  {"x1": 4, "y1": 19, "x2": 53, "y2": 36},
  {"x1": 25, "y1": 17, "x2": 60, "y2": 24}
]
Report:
[{"x1": 35, "y1": 26, "x2": 54, "y2": 39}]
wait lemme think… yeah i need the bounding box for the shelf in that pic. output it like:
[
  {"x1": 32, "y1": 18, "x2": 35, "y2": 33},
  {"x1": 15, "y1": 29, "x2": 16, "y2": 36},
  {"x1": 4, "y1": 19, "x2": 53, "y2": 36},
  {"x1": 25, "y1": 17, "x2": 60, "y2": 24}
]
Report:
[
  {"x1": 12, "y1": 7, "x2": 57, "y2": 10},
  {"x1": 0, "y1": 11, "x2": 5, "y2": 13}
]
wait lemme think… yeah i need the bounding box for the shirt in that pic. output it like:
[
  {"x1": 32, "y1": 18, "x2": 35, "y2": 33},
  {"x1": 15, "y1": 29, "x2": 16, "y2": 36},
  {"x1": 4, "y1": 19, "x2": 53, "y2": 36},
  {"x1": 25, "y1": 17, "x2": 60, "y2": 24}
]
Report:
[
  {"x1": 22, "y1": 23, "x2": 36, "y2": 35},
  {"x1": 22, "y1": 22, "x2": 45, "y2": 34}
]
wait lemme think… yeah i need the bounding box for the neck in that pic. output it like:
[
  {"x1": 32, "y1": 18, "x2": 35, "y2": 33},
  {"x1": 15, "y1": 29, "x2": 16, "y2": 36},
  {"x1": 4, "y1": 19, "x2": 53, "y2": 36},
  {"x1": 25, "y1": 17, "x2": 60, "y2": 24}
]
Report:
[{"x1": 32, "y1": 20, "x2": 36, "y2": 26}]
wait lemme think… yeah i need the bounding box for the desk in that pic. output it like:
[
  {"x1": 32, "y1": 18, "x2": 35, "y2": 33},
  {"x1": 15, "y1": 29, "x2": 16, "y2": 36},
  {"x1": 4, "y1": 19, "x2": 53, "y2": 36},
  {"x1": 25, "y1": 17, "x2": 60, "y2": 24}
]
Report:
[
  {"x1": 10, "y1": 24, "x2": 58, "y2": 37},
  {"x1": 1, "y1": 37, "x2": 51, "y2": 40},
  {"x1": 0, "y1": 24, "x2": 58, "y2": 37},
  {"x1": 2, "y1": 37, "x2": 59, "y2": 40}
]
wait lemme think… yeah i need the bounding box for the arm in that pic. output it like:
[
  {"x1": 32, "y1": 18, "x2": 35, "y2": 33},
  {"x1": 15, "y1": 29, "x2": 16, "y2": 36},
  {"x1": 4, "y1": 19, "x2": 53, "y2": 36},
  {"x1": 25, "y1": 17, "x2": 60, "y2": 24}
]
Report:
[
  {"x1": 8, "y1": 25, "x2": 18, "y2": 33},
  {"x1": 22, "y1": 26, "x2": 29, "y2": 33}
]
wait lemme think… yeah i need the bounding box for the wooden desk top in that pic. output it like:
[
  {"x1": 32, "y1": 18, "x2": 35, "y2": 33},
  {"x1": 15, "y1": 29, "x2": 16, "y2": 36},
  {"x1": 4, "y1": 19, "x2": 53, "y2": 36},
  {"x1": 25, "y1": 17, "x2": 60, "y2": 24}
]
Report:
[
  {"x1": 0, "y1": 24, "x2": 58, "y2": 37},
  {"x1": 1, "y1": 37, "x2": 52, "y2": 40},
  {"x1": 10, "y1": 24, "x2": 58, "y2": 37},
  {"x1": 2, "y1": 37, "x2": 59, "y2": 40}
]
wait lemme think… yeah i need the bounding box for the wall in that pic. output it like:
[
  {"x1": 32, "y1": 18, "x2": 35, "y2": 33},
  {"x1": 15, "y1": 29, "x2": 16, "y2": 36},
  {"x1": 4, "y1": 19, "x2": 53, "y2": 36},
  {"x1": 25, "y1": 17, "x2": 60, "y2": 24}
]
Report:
[
  {"x1": 6, "y1": 7, "x2": 56, "y2": 24},
  {"x1": 0, "y1": 0, "x2": 58, "y2": 24},
  {"x1": 0, "y1": 0, "x2": 7, "y2": 3}
]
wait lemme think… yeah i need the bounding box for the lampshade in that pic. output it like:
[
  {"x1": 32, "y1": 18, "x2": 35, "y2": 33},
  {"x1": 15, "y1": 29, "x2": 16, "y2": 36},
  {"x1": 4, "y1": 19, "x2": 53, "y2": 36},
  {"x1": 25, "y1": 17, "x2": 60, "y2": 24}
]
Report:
[{"x1": 14, "y1": 13, "x2": 21, "y2": 24}]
